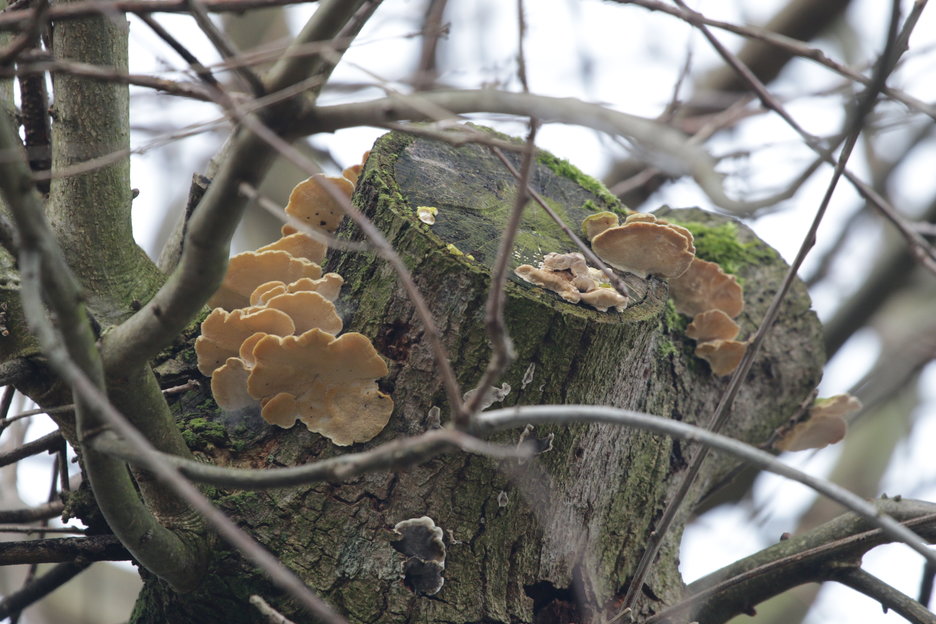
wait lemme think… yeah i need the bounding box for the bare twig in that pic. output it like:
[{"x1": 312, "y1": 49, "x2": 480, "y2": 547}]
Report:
[
  {"x1": 0, "y1": 0, "x2": 320, "y2": 30},
  {"x1": 0, "y1": 560, "x2": 92, "y2": 620},
  {"x1": 0, "y1": 535, "x2": 127, "y2": 565},
  {"x1": 183, "y1": 0, "x2": 264, "y2": 95},
  {"x1": 0, "y1": 525, "x2": 87, "y2": 534},
  {"x1": 251, "y1": 594, "x2": 298, "y2": 624},
  {"x1": 90, "y1": 427, "x2": 529, "y2": 489},
  {"x1": 0, "y1": 501, "x2": 64, "y2": 523},
  {"x1": 647, "y1": 500, "x2": 936, "y2": 624},
  {"x1": 0, "y1": 431, "x2": 61, "y2": 468},
  {"x1": 829, "y1": 566, "x2": 936, "y2": 624},
  {"x1": 473, "y1": 405, "x2": 936, "y2": 567},
  {"x1": 296, "y1": 89, "x2": 803, "y2": 214}
]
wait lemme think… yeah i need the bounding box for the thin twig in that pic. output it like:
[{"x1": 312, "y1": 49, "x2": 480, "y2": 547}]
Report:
[
  {"x1": 473, "y1": 405, "x2": 936, "y2": 567},
  {"x1": 90, "y1": 427, "x2": 528, "y2": 489},
  {"x1": 136, "y1": 12, "x2": 220, "y2": 88},
  {"x1": 183, "y1": 0, "x2": 264, "y2": 95},
  {"x1": 829, "y1": 566, "x2": 936, "y2": 624},
  {"x1": 0, "y1": 431, "x2": 62, "y2": 468},
  {"x1": 647, "y1": 502, "x2": 936, "y2": 624},
  {"x1": 0, "y1": 525, "x2": 87, "y2": 534},
  {"x1": 0, "y1": 560, "x2": 92, "y2": 621},
  {"x1": 0, "y1": 535, "x2": 127, "y2": 565},
  {"x1": 250, "y1": 594, "x2": 298, "y2": 624},
  {"x1": 0, "y1": 501, "x2": 64, "y2": 524},
  {"x1": 0, "y1": 0, "x2": 320, "y2": 29}
]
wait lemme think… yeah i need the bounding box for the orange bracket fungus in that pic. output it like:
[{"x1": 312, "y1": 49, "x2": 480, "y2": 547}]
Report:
[
  {"x1": 195, "y1": 307, "x2": 295, "y2": 376},
  {"x1": 207, "y1": 250, "x2": 324, "y2": 311},
  {"x1": 685, "y1": 309, "x2": 740, "y2": 343},
  {"x1": 775, "y1": 394, "x2": 860, "y2": 452},
  {"x1": 669, "y1": 257, "x2": 743, "y2": 319},
  {"x1": 589, "y1": 213, "x2": 695, "y2": 279},
  {"x1": 390, "y1": 516, "x2": 446, "y2": 596},
  {"x1": 284, "y1": 173, "x2": 354, "y2": 234},
  {"x1": 200, "y1": 153, "x2": 393, "y2": 446},
  {"x1": 246, "y1": 330, "x2": 393, "y2": 446}
]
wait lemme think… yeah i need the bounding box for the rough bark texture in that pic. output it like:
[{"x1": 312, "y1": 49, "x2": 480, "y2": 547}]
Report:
[{"x1": 131, "y1": 129, "x2": 823, "y2": 623}]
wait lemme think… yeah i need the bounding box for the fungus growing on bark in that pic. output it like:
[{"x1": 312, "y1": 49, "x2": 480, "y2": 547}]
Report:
[
  {"x1": 390, "y1": 516, "x2": 446, "y2": 596},
  {"x1": 208, "y1": 250, "x2": 323, "y2": 311},
  {"x1": 669, "y1": 257, "x2": 743, "y2": 318},
  {"x1": 284, "y1": 174, "x2": 354, "y2": 233},
  {"x1": 514, "y1": 264, "x2": 582, "y2": 303},
  {"x1": 195, "y1": 307, "x2": 295, "y2": 376},
  {"x1": 590, "y1": 220, "x2": 695, "y2": 279},
  {"x1": 775, "y1": 394, "x2": 860, "y2": 452},
  {"x1": 263, "y1": 291, "x2": 342, "y2": 336},
  {"x1": 582, "y1": 211, "x2": 620, "y2": 241},
  {"x1": 580, "y1": 287, "x2": 629, "y2": 312},
  {"x1": 249, "y1": 274, "x2": 344, "y2": 306},
  {"x1": 210, "y1": 356, "x2": 255, "y2": 411},
  {"x1": 515, "y1": 251, "x2": 629, "y2": 312},
  {"x1": 256, "y1": 232, "x2": 327, "y2": 265},
  {"x1": 246, "y1": 330, "x2": 393, "y2": 446},
  {"x1": 200, "y1": 169, "x2": 393, "y2": 446},
  {"x1": 694, "y1": 339, "x2": 747, "y2": 377},
  {"x1": 686, "y1": 309, "x2": 740, "y2": 343}
]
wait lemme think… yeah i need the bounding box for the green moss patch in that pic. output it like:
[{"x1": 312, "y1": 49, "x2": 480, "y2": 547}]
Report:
[{"x1": 676, "y1": 221, "x2": 776, "y2": 275}]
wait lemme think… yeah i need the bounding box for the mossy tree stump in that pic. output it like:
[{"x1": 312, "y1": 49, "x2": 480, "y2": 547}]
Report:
[{"x1": 136, "y1": 129, "x2": 823, "y2": 623}]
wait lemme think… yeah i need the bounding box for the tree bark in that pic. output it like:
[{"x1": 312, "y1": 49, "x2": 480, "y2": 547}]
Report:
[{"x1": 132, "y1": 129, "x2": 823, "y2": 623}]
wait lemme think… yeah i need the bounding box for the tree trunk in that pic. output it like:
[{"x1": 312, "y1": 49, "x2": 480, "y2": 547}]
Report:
[{"x1": 132, "y1": 129, "x2": 823, "y2": 623}]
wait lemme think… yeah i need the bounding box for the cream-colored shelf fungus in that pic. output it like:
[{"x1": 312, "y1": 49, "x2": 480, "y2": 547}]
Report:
[
  {"x1": 515, "y1": 209, "x2": 753, "y2": 377},
  {"x1": 196, "y1": 152, "x2": 394, "y2": 446}
]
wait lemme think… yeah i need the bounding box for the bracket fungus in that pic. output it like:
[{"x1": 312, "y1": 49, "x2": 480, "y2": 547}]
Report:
[
  {"x1": 669, "y1": 257, "x2": 743, "y2": 319},
  {"x1": 284, "y1": 173, "x2": 354, "y2": 234},
  {"x1": 195, "y1": 307, "x2": 295, "y2": 376},
  {"x1": 246, "y1": 330, "x2": 393, "y2": 446},
  {"x1": 390, "y1": 516, "x2": 446, "y2": 596},
  {"x1": 515, "y1": 252, "x2": 629, "y2": 312},
  {"x1": 589, "y1": 215, "x2": 695, "y2": 279},
  {"x1": 775, "y1": 394, "x2": 860, "y2": 452},
  {"x1": 200, "y1": 154, "x2": 394, "y2": 446},
  {"x1": 249, "y1": 274, "x2": 344, "y2": 306},
  {"x1": 582, "y1": 211, "x2": 620, "y2": 241},
  {"x1": 685, "y1": 309, "x2": 740, "y2": 343},
  {"x1": 207, "y1": 250, "x2": 324, "y2": 311}
]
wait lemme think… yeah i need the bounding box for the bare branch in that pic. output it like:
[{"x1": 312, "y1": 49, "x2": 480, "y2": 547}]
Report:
[
  {"x1": 830, "y1": 567, "x2": 936, "y2": 624},
  {"x1": 648, "y1": 498, "x2": 936, "y2": 624},
  {"x1": 0, "y1": 501, "x2": 64, "y2": 523},
  {"x1": 0, "y1": 535, "x2": 128, "y2": 565},
  {"x1": 0, "y1": 0, "x2": 319, "y2": 30},
  {"x1": 474, "y1": 405, "x2": 936, "y2": 568},
  {"x1": 295, "y1": 89, "x2": 802, "y2": 214},
  {"x1": 90, "y1": 427, "x2": 529, "y2": 489},
  {"x1": 0, "y1": 560, "x2": 93, "y2": 620},
  {"x1": 0, "y1": 430, "x2": 61, "y2": 468}
]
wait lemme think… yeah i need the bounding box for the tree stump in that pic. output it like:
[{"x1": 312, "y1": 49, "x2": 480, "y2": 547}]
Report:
[{"x1": 135, "y1": 128, "x2": 823, "y2": 623}]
